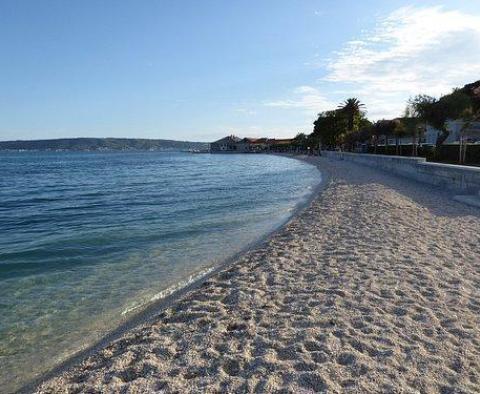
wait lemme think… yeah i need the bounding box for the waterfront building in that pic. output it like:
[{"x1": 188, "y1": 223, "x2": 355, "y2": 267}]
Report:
[
  {"x1": 210, "y1": 135, "x2": 296, "y2": 153},
  {"x1": 236, "y1": 138, "x2": 268, "y2": 152},
  {"x1": 210, "y1": 135, "x2": 242, "y2": 152}
]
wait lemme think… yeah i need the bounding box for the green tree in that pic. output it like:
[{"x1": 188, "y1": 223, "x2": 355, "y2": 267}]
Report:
[
  {"x1": 341, "y1": 118, "x2": 373, "y2": 151},
  {"x1": 392, "y1": 119, "x2": 407, "y2": 155},
  {"x1": 313, "y1": 110, "x2": 344, "y2": 148},
  {"x1": 446, "y1": 91, "x2": 480, "y2": 164},
  {"x1": 370, "y1": 122, "x2": 382, "y2": 153},
  {"x1": 402, "y1": 116, "x2": 422, "y2": 156},
  {"x1": 372, "y1": 119, "x2": 397, "y2": 152},
  {"x1": 409, "y1": 91, "x2": 474, "y2": 148},
  {"x1": 293, "y1": 133, "x2": 308, "y2": 151},
  {"x1": 338, "y1": 98, "x2": 366, "y2": 131},
  {"x1": 408, "y1": 94, "x2": 437, "y2": 147}
]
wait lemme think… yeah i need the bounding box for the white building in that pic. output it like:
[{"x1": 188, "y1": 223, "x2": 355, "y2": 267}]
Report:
[{"x1": 426, "y1": 120, "x2": 480, "y2": 144}]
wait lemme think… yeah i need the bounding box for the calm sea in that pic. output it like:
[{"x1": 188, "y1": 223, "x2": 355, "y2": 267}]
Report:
[{"x1": 0, "y1": 151, "x2": 320, "y2": 392}]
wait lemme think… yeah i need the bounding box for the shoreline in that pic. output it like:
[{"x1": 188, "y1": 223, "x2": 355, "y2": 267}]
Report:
[
  {"x1": 34, "y1": 155, "x2": 480, "y2": 393},
  {"x1": 21, "y1": 154, "x2": 324, "y2": 394}
]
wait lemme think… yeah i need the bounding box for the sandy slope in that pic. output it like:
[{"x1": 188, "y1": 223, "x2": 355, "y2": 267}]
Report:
[{"x1": 36, "y1": 156, "x2": 480, "y2": 393}]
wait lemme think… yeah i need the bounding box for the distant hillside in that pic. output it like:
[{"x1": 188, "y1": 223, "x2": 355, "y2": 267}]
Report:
[{"x1": 0, "y1": 138, "x2": 209, "y2": 152}]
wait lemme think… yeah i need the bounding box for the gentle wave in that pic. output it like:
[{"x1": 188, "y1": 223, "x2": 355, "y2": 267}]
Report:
[{"x1": 0, "y1": 151, "x2": 320, "y2": 392}]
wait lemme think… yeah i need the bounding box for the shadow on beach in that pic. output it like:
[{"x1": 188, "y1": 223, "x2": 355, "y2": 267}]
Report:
[{"x1": 312, "y1": 155, "x2": 480, "y2": 219}]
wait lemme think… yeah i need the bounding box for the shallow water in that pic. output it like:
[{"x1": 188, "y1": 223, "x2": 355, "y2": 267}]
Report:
[{"x1": 0, "y1": 151, "x2": 320, "y2": 392}]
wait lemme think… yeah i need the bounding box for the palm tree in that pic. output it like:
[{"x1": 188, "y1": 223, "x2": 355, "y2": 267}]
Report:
[{"x1": 338, "y1": 98, "x2": 365, "y2": 131}]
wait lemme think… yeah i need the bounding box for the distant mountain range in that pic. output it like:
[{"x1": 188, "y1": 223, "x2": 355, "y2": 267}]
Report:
[{"x1": 0, "y1": 138, "x2": 210, "y2": 152}]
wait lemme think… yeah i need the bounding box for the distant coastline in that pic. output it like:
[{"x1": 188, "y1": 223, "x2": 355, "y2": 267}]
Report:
[{"x1": 0, "y1": 137, "x2": 209, "y2": 152}]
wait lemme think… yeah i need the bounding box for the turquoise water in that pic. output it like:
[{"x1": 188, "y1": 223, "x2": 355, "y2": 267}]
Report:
[{"x1": 0, "y1": 151, "x2": 320, "y2": 392}]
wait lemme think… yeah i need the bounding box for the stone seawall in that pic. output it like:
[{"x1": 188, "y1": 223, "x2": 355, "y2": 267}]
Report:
[{"x1": 322, "y1": 151, "x2": 480, "y2": 194}]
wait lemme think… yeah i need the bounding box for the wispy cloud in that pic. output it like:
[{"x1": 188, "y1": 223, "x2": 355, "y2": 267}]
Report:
[
  {"x1": 263, "y1": 85, "x2": 334, "y2": 112},
  {"x1": 239, "y1": 6, "x2": 480, "y2": 138},
  {"x1": 324, "y1": 6, "x2": 480, "y2": 119}
]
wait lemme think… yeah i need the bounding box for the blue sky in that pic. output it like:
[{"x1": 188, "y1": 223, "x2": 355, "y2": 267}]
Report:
[{"x1": 1, "y1": 1, "x2": 479, "y2": 142}]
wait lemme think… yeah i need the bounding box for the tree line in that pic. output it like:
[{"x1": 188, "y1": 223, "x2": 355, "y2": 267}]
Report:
[{"x1": 293, "y1": 80, "x2": 480, "y2": 164}]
